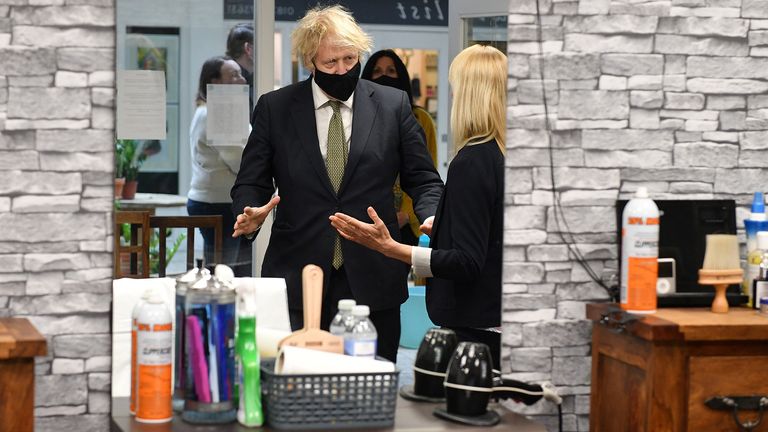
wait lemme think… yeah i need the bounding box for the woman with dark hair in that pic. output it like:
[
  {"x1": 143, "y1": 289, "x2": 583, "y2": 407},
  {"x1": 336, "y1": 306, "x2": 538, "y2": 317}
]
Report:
[
  {"x1": 362, "y1": 50, "x2": 438, "y2": 246},
  {"x1": 187, "y1": 56, "x2": 250, "y2": 274}
]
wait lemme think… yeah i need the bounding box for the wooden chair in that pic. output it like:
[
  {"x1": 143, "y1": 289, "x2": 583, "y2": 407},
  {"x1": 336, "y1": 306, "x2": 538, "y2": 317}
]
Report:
[
  {"x1": 114, "y1": 210, "x2": 152, "y2": 278},
  {"x1": 149, "y1": 215, "x2": 223, "y2": 277}
]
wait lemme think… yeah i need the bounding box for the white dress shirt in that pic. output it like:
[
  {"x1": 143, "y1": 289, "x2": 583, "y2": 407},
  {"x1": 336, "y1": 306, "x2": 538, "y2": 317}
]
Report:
[{"x1": 311, "y1": 78, "x2": 353, "y2": 160}]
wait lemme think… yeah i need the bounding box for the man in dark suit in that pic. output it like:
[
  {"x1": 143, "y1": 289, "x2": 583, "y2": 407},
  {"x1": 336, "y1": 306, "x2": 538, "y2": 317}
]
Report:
[{"x1": 231, "y1": 5, "x2": 443, "y2": 361}]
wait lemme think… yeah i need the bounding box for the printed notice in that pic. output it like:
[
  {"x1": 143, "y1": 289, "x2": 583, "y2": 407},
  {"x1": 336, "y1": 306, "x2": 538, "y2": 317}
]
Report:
[
  {"x1": 206, "y1": 84, "x2": 249, "y2": 147},
  {"x1": 116, "y1": 70, "x2": 167, "y2": 140}
]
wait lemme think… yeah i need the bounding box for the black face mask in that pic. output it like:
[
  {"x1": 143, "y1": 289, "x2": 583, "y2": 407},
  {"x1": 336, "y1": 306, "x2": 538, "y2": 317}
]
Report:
[
  {"x1": 371, "y1": 75, "x2": 405, "y2": 92},
  {"x1": 313, "y1": 61, "x2": 361, "y2": 101}
]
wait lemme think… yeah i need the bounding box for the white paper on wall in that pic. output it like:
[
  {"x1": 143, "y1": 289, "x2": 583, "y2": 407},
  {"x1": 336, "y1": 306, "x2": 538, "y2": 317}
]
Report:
[
  {"x1": 206, "y1": 83, "x2": 249, "y2": 147},
  {"x1": 116, "y1": 70, "x2": 167, "y2": 140}
]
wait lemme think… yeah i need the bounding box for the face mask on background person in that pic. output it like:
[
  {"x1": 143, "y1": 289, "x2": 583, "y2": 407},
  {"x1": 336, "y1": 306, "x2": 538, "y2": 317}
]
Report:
[
  {"x1": 372, "y1": 75, "x2": 406, "y2": 93},
  {"x1": 313, "y1": 61, "x2": 361, "y2": 102}
]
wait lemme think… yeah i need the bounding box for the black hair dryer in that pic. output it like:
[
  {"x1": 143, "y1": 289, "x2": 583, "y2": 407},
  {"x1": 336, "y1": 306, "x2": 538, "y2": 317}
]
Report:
[
  {"x1": 433, "y1": 342, "x2": 562, "y2": 427},
  {"x1": 400, "y1": 328, "x2": 458, "y2": 402}
]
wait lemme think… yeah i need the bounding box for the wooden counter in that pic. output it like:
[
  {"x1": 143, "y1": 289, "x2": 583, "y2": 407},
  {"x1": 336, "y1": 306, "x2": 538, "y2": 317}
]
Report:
[
  {"x1": 110, "y1": 396, "x2": 546, "y2": 432},
  {"x1": 588, "y1": 303, "x2": 768, "y2": 432},
  {"x1": 0, "y1": 318, "x2": 47, "y2": 432}
]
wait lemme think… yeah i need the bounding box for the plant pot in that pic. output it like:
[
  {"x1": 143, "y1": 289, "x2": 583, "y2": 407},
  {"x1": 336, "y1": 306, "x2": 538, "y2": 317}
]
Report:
[
  {"x1": 115, "y1": 177, "x2": 126, "y2": 198},
  {"x1": 122, "y1": 180, "x2": 138, "y2": 200}
]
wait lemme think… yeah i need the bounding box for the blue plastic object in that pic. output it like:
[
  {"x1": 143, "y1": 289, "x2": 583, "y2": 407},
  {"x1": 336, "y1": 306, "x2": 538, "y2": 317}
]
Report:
[
  {"x1": 400, "y1": 285, "x2": 436, "y2": 349},
  {"x1": 752, "y1": 192, "x2": 766, "y2": 215}
]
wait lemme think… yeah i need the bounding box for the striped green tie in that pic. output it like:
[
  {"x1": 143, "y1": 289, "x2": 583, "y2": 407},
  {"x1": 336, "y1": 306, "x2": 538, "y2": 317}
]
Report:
[{"x1": 326, "y1": 100, "x2": 347, "y2": 269}]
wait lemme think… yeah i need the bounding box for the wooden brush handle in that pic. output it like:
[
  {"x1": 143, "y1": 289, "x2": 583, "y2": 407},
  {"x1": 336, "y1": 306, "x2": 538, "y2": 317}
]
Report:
[
  {"x1": 302, "y1": 264, "x2": 324, "y2": 330},
  {"x1": 711, "y1": 284, "x2": 729, "y2": 314}
]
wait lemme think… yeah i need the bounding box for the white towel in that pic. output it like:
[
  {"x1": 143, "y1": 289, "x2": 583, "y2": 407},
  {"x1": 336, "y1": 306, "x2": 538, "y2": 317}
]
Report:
[
  {"x1": 111, "y1": 278, "x2": 176, "y2": 398},
  {"x1": 276, "y1": 346, "x2": 396, "y2": 375},
  {"x1": 234, "y1": 278, "x2": 291, "y2": 331}
]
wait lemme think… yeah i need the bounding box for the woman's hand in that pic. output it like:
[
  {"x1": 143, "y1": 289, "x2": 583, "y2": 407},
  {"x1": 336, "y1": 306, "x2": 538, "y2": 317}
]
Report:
[
  {"x1": 233, "y1": 195, "x2": 280, "y2": 238},
  {"x1": 420, "y1": 216, "x2": 434, "y2": 236}
]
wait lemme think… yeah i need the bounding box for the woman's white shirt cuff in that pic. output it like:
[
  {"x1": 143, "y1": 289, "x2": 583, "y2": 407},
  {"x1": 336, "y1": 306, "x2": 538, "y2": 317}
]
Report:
[{"x1": 411, "y1": 246, "x2": 433, "y2": 278}]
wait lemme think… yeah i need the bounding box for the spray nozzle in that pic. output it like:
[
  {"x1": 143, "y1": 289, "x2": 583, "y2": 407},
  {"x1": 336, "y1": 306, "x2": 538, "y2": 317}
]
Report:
[
  {"x1": 751, "y1": 192, "x2": 766, "y2": 220},
  {"x1": 237, "y1": 285, "x2": 258, "y2": 317}
]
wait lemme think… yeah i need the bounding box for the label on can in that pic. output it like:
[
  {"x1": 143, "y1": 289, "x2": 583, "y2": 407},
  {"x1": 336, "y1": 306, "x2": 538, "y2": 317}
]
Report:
[
  {"x1": 621, "y1": 223, "x2": 659, "y2": 312},
  {"x1": 136, "y1": 322, "x2": 173, "y2": 422}
]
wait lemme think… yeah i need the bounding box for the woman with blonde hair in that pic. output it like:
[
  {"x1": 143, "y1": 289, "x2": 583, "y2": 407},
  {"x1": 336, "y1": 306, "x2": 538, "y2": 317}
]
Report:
[{"x1": 330, "y1": 44, "x2": 507, "y2": 368}]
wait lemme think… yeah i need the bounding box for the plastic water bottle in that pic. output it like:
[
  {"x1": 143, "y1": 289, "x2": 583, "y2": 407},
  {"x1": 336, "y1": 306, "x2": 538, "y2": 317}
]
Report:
[
  {"x1": 744, "y1": 192, "x2": 768, "y2": 304},
  {"x1": 344, "y1": 305, "x2": 377, "y2": 358},
  {"x1": 752, "y1": 232, "x2": 768, "y2": 310},
  {"x1": 330, "y1": 299, "x2": 356, "y2": 336}
]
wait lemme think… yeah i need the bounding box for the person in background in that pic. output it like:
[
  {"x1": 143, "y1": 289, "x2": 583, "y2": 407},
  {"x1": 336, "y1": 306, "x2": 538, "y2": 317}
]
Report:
[
  {"x1": 330, "y1": 44, "x2": 506, "y2": 368},
  {"x1": 230, "y1": 5, "x2": 443, "y2": 362},
  {"x1": 187, "y1": 56, "x2": 250, "y2": 275},
  {"x1": 362, "y1": 50, "x2": 438, "y2": 246},
  {"x1": 226, "y1": 23, "x2": 254, "y2": 113}
]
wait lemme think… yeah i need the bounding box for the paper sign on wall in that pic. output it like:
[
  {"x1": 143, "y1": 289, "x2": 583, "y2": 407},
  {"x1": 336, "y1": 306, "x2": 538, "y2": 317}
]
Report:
[
  {"x1": 116, "y1": 70, "x2": 167, "y2": 140},
  {"x1": 206, "y1": 84, "x2": 250, "y2": 147}
]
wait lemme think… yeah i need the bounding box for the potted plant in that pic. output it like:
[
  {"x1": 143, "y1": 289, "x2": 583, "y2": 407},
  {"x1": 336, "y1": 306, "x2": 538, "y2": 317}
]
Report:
[
  {"x1": 119, "y1": 223, "x2": 186, "y2": 275},
  {"x1": 116, "y1": 139, "x2": 147, "y2": 200}
]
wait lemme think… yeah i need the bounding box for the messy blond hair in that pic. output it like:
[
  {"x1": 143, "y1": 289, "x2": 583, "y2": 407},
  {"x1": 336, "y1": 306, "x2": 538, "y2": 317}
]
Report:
[
  {"x1": 449, "y1": 44, "x2": 507, "y2": 154},
  {"x1": 291, "y1": 5, "x2": 372, "y2": 70}
]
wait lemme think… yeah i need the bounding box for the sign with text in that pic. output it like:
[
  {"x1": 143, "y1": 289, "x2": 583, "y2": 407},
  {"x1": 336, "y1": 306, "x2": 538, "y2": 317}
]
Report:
[{"x1": 225, "y1": 0, "x2": 448, "y2": 26}]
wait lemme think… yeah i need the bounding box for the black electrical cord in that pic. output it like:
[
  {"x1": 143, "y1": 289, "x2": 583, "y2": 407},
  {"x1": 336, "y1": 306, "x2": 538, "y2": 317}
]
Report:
[{"x1": 531, "y1": 0, "x2": 617, "y2": 302}]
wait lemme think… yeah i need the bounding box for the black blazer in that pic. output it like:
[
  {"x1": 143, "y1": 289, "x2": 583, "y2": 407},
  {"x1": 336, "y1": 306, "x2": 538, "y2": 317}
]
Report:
[
  {"x1": 232, "y1": 78, "x2": 443, "y2": 311},
  {"x1": 426, "y1": 140, "x2": 503, "y2": 328}
]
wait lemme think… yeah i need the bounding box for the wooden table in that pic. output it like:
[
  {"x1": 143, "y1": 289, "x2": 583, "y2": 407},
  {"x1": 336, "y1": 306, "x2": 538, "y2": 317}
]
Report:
[
  {"x1": 0, "y1": 318, "x2": 47, "y2": 432},
  {"x1": 110, "y1": 397, "x2": 545, "y2": 432},
  {"x1": 588, "y1": 303, "x2": 768, "y2": 432},
  {"x1": 118, "y1": 193, "x2": 188, "y2": 211}
]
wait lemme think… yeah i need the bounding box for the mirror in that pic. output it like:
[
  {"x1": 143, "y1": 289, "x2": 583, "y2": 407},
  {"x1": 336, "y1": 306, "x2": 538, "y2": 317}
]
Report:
[
  {"x1": 112, "y1": 0, "x2": 509, "y2": 413},
  {"x1": 114, "y1": 0, "x2": 457, "y2": 274}
]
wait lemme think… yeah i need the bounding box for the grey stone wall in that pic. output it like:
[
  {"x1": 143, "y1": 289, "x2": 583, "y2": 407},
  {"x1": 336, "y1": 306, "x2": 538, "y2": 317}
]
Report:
[
  {"x1": 0, "y1": 1, "x2": 115, "y2": 430},
  {"x1": 504, "y1": 0, "x2": 768, "y2": 430}
]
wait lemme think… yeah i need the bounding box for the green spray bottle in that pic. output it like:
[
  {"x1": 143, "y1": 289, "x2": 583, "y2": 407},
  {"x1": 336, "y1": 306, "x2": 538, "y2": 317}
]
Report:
[{"x1": 236, "y1": 288, "x2": 263, "y2": 427}]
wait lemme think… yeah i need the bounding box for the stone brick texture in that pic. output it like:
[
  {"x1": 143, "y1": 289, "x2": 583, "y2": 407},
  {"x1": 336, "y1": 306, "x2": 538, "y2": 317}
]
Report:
[
  {"x1": 0, "y1": 1, "x2": 114, "y2": 430},
  {"x1": 504, "y1": 2, "x2": 768, "y2": 430}
]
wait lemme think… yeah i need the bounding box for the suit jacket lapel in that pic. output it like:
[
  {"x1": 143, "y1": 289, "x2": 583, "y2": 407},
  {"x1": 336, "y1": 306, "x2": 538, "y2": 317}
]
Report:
[
  {"x1": 291, "y1": 78, "x2": 335, "y2": 197},
  {"x1": 340, "y1": 82, "x2": 377, "y2": 195}
]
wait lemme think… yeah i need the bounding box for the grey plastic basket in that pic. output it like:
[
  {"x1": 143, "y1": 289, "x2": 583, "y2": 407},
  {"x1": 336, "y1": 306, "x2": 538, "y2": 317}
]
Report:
[{"x1": 260, "y1": 358, "x2": 399, "y2": 430}]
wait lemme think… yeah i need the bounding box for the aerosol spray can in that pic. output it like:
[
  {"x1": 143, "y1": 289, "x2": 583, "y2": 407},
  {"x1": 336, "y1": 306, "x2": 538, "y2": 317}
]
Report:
[
  {"x1": 130, "y1": 288, "x2": 153, "y2": 415},
  {"x1": 136, "y1": 290, "x2": 173, "y2": 423},
  {"x1": 620, "y1": 187, "x2": 660, "y2": 314}
]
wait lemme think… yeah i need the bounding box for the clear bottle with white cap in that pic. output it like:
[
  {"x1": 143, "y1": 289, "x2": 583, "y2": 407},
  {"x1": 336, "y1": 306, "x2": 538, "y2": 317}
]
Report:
[
  {"x1": 344, "y1": 305, "x2": 378, "y2": 359},
  {"x1": 752, "y1": 231, "x2": 768, "y2": 310},
  {"x1": 329, "y1": 299, "x2": 356, "y2": 336}
]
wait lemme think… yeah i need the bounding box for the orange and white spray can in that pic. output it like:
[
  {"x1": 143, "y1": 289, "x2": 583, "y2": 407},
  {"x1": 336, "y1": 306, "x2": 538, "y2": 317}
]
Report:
[
  {"x1": 130, "y1": 289, "x2": 152, "y2": 415},
  {"x1": 136, "y1": 290, "x2": 173, "y2": 423},
  {"x1": 620, "y1": 186, "x2": 659, "y2": 314}
]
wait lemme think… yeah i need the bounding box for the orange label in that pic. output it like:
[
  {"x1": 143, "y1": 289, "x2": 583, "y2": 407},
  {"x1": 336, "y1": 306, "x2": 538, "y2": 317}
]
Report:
[
  {"x1": 153, "y1": 323, "x2": 172, "y2": 332},
  {"x1": 628, "y1": 217, "x2": 643, "y2": 225},
  {"x1": 622, "y1": 256, "x2": 658, "y2": 312},
  {"x1": 137, "y1": 323, "x2": 150, "y2": 331},
  {"x1": 646, "y1": 217, "x2": 660, "y2": 225},
  {"x1": 130, "y1": 328, "x2": 137, "y2": 413},
  {"x1": 136, "y1": 364, "x2": 172, "y2": 421}
]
